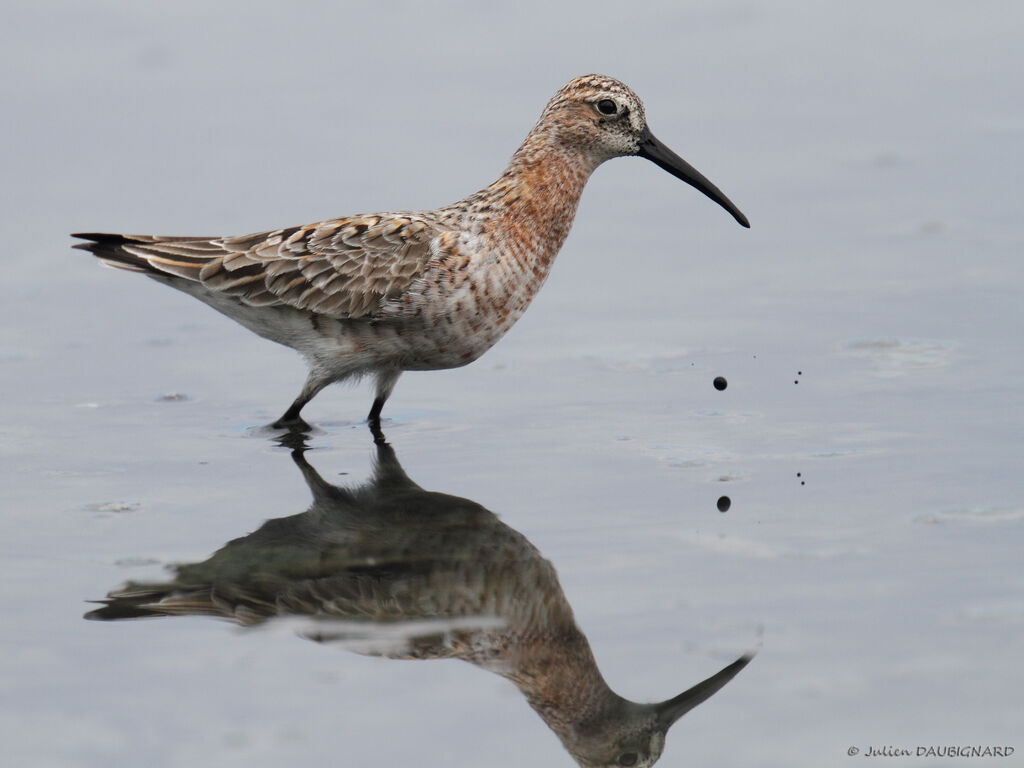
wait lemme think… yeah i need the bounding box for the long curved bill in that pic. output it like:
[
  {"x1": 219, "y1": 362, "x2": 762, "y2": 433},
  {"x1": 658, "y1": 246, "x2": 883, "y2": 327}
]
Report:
[
  {"x1": 654, "y1": 653, "x2": 754, "y2": 729},
  {"x1": 638, "y1": 126, "x2": 750, "y2": 228}
]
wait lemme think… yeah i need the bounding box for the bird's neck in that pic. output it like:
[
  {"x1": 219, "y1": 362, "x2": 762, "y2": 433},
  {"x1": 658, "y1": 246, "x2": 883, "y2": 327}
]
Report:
[
  {"x1": 461, "y1": 596, "x2": 622, "y2": 753},
  {"x1": 508, "y1": 629, "x2": 621, "y2": 733},
  {"x1": 471, "y1": 128, "x2": 602, "y2": 263}
]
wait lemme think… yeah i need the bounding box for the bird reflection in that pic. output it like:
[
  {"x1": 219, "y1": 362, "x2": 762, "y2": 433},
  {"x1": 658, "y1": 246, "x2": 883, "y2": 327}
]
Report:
[{"x1": 87, "y1": 428, "x2": 751, "y2": 768}]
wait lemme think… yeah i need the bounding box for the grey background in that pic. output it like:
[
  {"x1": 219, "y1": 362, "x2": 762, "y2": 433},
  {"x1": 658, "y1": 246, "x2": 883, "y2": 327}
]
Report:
[{"x1": 1, "y1": 1, "x2": 1022, "y2": 766}]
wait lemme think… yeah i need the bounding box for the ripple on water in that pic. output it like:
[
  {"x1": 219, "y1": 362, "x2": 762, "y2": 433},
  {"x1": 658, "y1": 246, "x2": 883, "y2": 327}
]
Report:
[
  {"x1": 640, "y1": 444, "x2": 732, "y2": 469},
  {"x1": 914, "y1": 506, "x2": 1024, "y2": 525},
  {"x1": 82, "y1": 502, "x2": 142, "y2": 514},
  {"x1": 843, "y1": 338, "x2": 954, "y2": 377},
  {"x1": 959, "y1": 599, "x2": 1024, "y2": 624},
  {"x1": 114, "y1": 557, "x2": 161, "y2": 568},
  {"x1": 586, "y1": 351, "x2": 698, "y2": 375}
]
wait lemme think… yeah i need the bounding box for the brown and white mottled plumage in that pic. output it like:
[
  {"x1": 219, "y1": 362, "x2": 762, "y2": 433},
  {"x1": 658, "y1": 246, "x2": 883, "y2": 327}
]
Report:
[
  {"x1": 87, "y1": 430, "x2": 753, "y2": 768},
  {"x1": 73, "y1": 75, "x2": 748, "y2": 426}
]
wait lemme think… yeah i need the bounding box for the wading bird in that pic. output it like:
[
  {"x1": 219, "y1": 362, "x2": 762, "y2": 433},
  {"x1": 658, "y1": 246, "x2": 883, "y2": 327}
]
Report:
[{"x1": 74, "y1": 75, "x2": 748, "y2": 427}]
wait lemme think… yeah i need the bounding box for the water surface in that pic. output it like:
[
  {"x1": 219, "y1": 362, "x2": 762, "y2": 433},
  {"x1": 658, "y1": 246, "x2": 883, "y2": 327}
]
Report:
[{"x1": 1, "y1": 2, "x2": 1022, "y2": 766}]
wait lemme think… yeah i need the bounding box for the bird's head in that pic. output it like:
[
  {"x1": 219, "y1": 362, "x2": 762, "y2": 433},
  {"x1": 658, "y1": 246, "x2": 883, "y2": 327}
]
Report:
[
  {"x1": 558, "y1": 653, "x2": 754, "y2": 768},
  {"x1": 536, "y1": 74, "x2": 749, "y2": 228}
]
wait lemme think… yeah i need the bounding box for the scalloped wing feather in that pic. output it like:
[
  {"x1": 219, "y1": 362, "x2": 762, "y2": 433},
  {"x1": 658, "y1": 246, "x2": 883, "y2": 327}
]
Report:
[{"x1": 75, "y1": 215, "x2": 444, "y2": 319}]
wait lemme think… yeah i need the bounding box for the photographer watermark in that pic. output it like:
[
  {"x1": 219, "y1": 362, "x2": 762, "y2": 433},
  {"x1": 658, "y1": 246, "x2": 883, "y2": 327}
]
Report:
[{"x1": 847, "y1": 745, "x2": 1014, "y2": 758}]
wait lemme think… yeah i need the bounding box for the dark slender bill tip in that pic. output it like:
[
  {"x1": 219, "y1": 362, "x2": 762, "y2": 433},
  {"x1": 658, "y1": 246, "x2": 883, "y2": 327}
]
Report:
[
  {"x1": 637, "y1": 127, "x2": 750, "y2": 228},
  {"x1": 655, "y1": 652, "x2": 754, "y2": 728}
]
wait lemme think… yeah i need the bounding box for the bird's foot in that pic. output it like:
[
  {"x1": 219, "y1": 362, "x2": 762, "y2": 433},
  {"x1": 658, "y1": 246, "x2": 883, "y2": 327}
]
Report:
[
  {"x1": 367, "y1": 416, "x2": 386, "y2": 445},
  {"x1": 269, "y1": 415, "x2": 313, "y2": 432},
  {"x1": 257, "y1": 416, "x2": 317, "y2": 450}
]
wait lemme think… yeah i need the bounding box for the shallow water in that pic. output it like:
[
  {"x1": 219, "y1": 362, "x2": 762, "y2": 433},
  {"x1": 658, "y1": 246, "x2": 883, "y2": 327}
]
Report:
[{"x1": 2, "y1": 2, "x2": 1022, "y2": 766}]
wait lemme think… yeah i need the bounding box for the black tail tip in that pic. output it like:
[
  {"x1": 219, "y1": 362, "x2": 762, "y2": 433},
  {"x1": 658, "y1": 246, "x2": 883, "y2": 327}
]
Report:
[
  {"x1": 84, "y1": 600, "x2": 166, "y2": 621},
  {"x1": 71, "y1": 232, "x2": 126, "y2": 244},
  {"x1": 71, "y1": 232, "x2": 134, "y2": 257}
]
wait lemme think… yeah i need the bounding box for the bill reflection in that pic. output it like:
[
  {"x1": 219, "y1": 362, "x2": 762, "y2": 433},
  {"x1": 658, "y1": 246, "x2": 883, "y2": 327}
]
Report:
[{"x1": 88, "y1": 431, "x2": 752, "y2": 767}]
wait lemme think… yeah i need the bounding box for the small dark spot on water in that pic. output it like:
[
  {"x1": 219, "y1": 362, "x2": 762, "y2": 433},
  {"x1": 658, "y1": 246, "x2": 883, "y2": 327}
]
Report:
[
  {"x1": 713, "y1": 376, "x2": 727, "y2": 391},
  {"x1": 717, "y1": 495, "x2": 731, "y2": 512},
  {"x1": 155, "y1": 392, "x2": 191, "y2": 402}
]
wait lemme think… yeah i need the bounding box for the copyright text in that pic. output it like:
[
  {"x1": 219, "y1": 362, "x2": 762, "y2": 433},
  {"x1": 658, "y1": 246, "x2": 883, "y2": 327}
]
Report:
[{"x1": 847, "y1": 746, "x2": 1014, "y2": 758}]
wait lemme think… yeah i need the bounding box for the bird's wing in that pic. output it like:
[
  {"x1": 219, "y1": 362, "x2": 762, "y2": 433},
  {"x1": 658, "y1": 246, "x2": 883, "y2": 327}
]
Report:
[{"x1": 73, "y1": 214, "x2": 444, "y2": 319}]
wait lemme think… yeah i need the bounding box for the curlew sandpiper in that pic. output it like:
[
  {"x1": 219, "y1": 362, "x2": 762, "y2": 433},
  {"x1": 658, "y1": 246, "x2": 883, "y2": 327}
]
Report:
[{"x1": 74, "y1": 74, "x2": 748, "y2": 427}]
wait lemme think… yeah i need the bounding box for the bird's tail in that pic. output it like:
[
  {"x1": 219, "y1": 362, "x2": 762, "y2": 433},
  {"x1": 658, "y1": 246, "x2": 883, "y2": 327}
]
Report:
[
  {"x1": 84, "y1": 581, "x2": 183, "y2": 620},
  {"x1": 72, "y1": 232, "x2": 154, "y2": 273},
  {"x1": 71, "y1": 232, "x2": 222, "y2": 281},
  {"x1": 84, "y1": 580, "x2": 231, "y2": 622}
]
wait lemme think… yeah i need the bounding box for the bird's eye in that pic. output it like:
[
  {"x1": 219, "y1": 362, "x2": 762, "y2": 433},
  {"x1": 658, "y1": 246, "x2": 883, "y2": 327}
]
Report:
[
  {"x1": 617, "y1": 753, "x2": 638, "y2": 767},
  {"x1": 597, "y1": 99, "x2": 618, "y2": 116}
]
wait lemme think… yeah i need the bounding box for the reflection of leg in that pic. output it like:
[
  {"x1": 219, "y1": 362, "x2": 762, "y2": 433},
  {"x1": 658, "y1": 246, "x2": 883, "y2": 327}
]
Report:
[
  {"x1": 368, "y1": 422, "x2": 416, "y2": 489},
  {"x1": 289, "y1": 446, "x2": 357, "y2": 506},
  {"x1": 367, "y1": 369, "x2": 402, "y2": 425},
  {"x1": 272, "y1": 422, "x2": 312, "y2": 452},
  {"x1": 289, "y1": 447, "x2": 318, "y2": 483},
  {"x1": 290, "y1": 447, "x2": 325, "y2": 489},
  {"x1": 273, "y1": 373, "x2": 331, "y2": 428}
]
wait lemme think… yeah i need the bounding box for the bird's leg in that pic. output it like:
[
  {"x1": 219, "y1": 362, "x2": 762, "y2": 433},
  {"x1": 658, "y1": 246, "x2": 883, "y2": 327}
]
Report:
[
  {"x1": 274, "y1": 399, "x2": 310, "y2": 428},
  {"x1": 272, "y1": 373, "x2": 330, "y2": 429},
  {"x1": 367, "y1": 397, "x2": 385, "y2": 426},
  {"x1": 367, "y1": 369, "x2": 401, "y2": 427}
]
